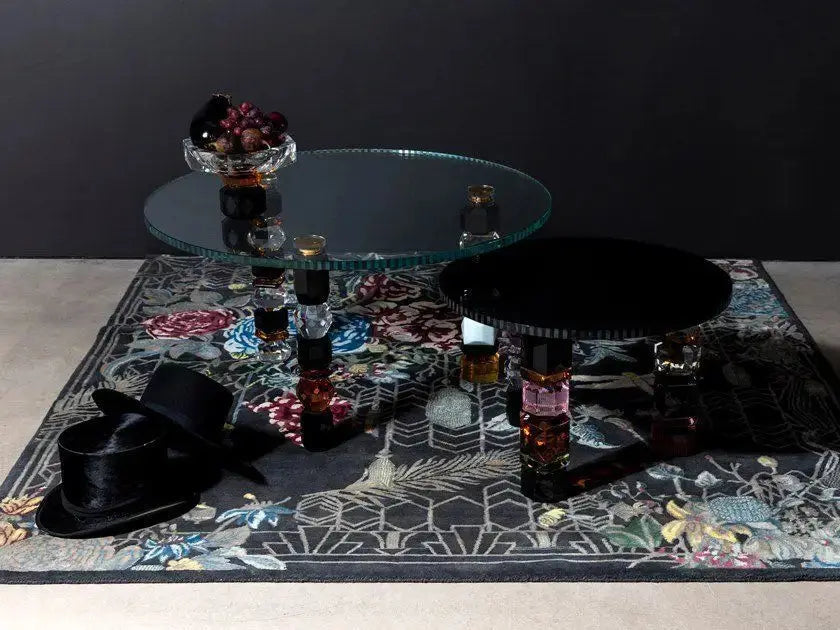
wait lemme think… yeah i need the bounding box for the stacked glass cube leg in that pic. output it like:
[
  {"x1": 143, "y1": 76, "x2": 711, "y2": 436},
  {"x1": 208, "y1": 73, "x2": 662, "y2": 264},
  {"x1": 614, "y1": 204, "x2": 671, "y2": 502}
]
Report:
[
  {"x1": 292, "y1": 235, "x2": 336, "y2": 451},
  {"x1": 458, "y1": 184, "x2": 502, "y2": 385},
  {"x1": 519, "y1": 337, "x2": 573, "y2": 502},
  {"x1": 251, "y1": 266, "x2": 291, "y2": 362},
  {"x1": 651, "y1": 327, "x2": 703, "y2": 457}
]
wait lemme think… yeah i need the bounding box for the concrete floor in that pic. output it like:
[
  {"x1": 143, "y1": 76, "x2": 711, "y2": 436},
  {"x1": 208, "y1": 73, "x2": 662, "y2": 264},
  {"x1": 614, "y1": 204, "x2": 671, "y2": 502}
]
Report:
[{"x1": 0, "y1": 259, "x2": 838, "y2": 629}]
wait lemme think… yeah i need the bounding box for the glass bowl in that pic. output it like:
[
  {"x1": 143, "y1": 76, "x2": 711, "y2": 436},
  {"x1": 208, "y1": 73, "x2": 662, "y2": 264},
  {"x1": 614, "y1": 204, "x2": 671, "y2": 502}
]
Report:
[{"x1": 183, "y1": 135, "x2": 297, "y2": 187}]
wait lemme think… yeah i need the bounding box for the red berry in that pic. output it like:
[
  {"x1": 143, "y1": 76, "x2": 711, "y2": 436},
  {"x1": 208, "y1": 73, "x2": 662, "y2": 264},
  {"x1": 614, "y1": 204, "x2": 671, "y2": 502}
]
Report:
[
  {"x1": 226, "y1": 107, "x2": 240, "y2": 119},
  {"x1": 268, "y1": 112, "x2": 288, "y2": 134},
  {"x1": 219, "y1": 119, "x2": 233, "y2": 130},
  {"x1": 239, "y1": 101, "x2": 254, "y2": 114},
  {"x1": 233, "y1": 127, "x2": 243, "y2": 136}
]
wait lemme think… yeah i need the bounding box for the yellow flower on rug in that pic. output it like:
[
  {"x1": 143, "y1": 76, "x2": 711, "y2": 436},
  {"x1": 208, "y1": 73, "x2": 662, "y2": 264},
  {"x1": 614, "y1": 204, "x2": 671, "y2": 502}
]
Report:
[
  {"x1": 0, "y1": 494, "x2": 41, "y2": 516},
  {"x1": 0, "y1": 521, "x2": 28, "y2": 546},
  {"x1": 661, "y1": 500, "x2": 751, "y2": 550},
  {"x1": 166, "y1": 558, "x2": 203, "y2": 571}
]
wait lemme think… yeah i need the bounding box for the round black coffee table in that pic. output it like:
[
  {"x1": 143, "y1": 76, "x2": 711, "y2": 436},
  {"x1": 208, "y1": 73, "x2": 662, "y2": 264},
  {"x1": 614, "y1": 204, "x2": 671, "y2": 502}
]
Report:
[{"x1": 439, "y1": 237, "x2": 732, "y2": 341}]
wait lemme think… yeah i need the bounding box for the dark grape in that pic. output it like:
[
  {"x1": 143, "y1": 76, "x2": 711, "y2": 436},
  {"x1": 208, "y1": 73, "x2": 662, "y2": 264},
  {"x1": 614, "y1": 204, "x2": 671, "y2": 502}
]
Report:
[
  {"x1": 246, "y1": 108, "x2": 262, "y2": 118},
  {"x1": 239, "y1": 101, "x2": 254, "y2": 114},
  {"x1": 239, "y1": 118, "x2": 256, "y2": 130},
  {"x1": 267, "y1": 112, "x2": 288, "y2": 134},
  {"x1": 219, "y1": 118, "x2": 233, "y2": 130},
  {"x1": 252, "y1": 116, "x2": 266, "y2": 128},
  {"x1": 233, "y1": 127, "x2": 243, "y2": 136}
]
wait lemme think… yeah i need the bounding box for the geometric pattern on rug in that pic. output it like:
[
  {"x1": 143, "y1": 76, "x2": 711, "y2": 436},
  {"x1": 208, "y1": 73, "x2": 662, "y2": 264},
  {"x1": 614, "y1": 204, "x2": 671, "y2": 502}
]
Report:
[{"x1": 1, "y1": 256, "x2": 840, "y2": 582}]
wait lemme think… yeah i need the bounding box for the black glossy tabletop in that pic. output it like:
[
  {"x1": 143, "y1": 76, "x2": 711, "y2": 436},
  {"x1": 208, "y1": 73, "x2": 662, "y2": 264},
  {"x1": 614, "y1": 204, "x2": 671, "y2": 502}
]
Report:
[
  {"x1": 439, "y1": 238, "x2": 733, "y2": 340},
  {"x1": 145, "y1": 149, "x2": 551, "y2": 270}
]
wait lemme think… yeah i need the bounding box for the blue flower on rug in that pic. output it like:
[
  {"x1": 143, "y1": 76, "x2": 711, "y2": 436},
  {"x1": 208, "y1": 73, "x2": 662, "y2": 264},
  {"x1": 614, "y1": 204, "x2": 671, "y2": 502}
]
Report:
[
  {"x1": 224, "y1": 313, "x2": 371, "y2": 358},
  {"x1": 216, "y1": 495, "x2": 295, "y2": 529},
  {"x1": 729, "y1": 283, "x2": 786, "y2": 317},
  {"x1": 224, "y1": 317, "x2": 260, "y2": 359},
  {"x1": 142, "y1": 534, "x2": 209, "y2": 564}
]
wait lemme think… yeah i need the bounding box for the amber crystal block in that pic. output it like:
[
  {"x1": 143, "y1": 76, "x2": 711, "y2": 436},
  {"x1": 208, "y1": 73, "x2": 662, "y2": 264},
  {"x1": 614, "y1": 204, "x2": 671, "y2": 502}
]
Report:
[
  {"x1": 520, "y1": 412, "x2": 571, "y2": 471},
  {"x1": 460, "y1": 347, "x2": 499, "y2": 384},
  {"x1": 297, "y1": 370, "x2": 335, "y2": 413}
]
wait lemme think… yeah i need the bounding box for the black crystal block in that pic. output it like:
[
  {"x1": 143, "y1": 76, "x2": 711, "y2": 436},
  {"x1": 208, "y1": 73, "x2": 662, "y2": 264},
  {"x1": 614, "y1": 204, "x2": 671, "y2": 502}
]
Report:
[
  {"x1": 222, "y1": 218, "x2": 254, "y2": 254},
  {"x1": 254, "y1": 307, "x2": 289, "y2": 335},
  {"x1": 219, "y1": 186, "x2": 266, "y2": 220},
  {"x1": 506, "y1": 387, "x2": 522, "y2": 426},
  {"x1": 520, "y1": 465, "x2": 569, "y2": 502},
  {"x1": 521, "y1": 337, "x2": 573, "y2": 375},
  {"x1": 461, "y1": 341, "x2": 499, "y2": 356},
  {"x1": 301, "y1": 410, "x2": 333, "y2": 452},
  {"x1": 460, "y1": 203, "x2": 500, "y2": 235},
  {"x1": 294, "y1": 269, "x2": 330, "y2": 305},
  {"x1": 297, "y1": 335, "x2": 332, "y2": 371},
  {"x1": 251, "y1": 265, "x2": 285, "y2": 284}
]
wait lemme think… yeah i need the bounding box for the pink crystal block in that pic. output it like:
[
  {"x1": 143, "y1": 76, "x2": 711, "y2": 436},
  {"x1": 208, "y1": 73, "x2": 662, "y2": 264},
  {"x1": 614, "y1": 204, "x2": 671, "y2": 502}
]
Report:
[{"x1": 522, "y1": 379, "x2": 569, "y2": 415}]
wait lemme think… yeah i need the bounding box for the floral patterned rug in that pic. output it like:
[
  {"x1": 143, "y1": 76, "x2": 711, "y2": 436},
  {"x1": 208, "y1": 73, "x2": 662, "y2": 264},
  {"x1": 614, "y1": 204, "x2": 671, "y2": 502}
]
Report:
[{"x1": 1, "y1": 256, "x2": 840, "y2": 583}]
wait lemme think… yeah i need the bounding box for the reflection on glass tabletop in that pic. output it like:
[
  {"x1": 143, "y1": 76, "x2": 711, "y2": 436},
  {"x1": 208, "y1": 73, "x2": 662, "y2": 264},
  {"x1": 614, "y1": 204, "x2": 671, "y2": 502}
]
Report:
[{"x1": 145, "y1": 148, "x2": 551, "y2": 270}]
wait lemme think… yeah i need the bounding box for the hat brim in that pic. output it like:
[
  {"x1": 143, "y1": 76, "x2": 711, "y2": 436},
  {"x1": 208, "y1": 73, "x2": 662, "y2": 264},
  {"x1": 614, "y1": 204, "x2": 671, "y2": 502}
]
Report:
[
  {"x1": 92, "y1": 389, "x2": 265, "y2": 484},
  {"x1": 36, "y1": 483, "x2": 199, "y2": 539}
]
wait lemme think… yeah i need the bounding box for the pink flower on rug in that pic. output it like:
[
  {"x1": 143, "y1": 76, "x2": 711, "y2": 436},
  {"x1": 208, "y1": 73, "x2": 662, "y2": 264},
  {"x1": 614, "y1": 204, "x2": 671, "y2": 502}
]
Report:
[
  {"x1": 349, "y1": 300, "x2": 460, "y2": 352},
  {"x1": 144, "y1": 309, "x2": 237, "y2": 339},
  {"x1": 246, "y1": 393, "x2": 352, "y2": 446},
  {"x1": 357, "y1": 274, "x2": 421, "y2": 303}
]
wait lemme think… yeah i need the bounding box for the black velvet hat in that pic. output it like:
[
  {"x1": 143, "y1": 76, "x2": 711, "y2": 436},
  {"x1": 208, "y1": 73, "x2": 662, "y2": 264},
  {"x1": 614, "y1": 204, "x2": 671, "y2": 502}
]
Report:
[
  {"x1": 36, "y1": 413, "x2": 199, "y2": 538},
  {"x1": 91, "y1": 363, "x2": 262, "y2": 482}
]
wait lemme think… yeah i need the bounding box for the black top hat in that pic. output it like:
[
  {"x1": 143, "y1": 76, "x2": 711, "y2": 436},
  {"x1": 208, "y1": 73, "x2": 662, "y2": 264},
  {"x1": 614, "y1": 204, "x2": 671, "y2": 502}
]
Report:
[
  {"x1": 91, "y1": 363, "x2": 263, "y2": 482},
  {"x1": 36, "y1": 413, "x2": 199, "y2": 538}
]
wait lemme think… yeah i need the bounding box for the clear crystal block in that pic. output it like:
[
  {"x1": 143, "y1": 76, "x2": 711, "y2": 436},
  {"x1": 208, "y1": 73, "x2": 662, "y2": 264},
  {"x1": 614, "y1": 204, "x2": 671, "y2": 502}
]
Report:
[
  {"x1": 247, "y1": 216, "x2": 286, "y2": 253},
  {"x1": 462, "y1": 318, "x2": 495, "y2": 346},
  {"x1": 253, "y1": 285, "x2": 286, "y2": 310},
  {"x1": 259, "y1": 339, "x2": 292, "y2": 363},
  {"x1": 459, "y1": 230, "x2": 501, "y2": 249},
  {"x1": 654, "y1": 328, "x2": 702, "y2": 384},
  {"x1": 294, "y1": 303, "x2": 333, "y2": 339},
  {"x1": 503, "y1": 333, "x2": 522, "y2": 388},
  {"x1": 283, "y1": 270, "x2": 298, "y2": 307}
]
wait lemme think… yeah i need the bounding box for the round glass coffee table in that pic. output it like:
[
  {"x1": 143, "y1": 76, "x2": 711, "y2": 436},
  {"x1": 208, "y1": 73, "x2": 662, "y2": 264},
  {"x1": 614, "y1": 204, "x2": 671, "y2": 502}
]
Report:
[
  {"x1": 146, "y1": 148, "x2": 551, "y2": 269},
  {"x1": 146, "y1": 148, "x2": 550, "y2": 450}
]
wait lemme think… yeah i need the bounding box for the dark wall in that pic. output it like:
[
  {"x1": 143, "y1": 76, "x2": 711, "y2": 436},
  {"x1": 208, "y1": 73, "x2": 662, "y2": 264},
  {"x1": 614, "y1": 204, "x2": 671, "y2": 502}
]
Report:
[{"x1": 1, "y1": 0, "x2": 839, "y2": 259}]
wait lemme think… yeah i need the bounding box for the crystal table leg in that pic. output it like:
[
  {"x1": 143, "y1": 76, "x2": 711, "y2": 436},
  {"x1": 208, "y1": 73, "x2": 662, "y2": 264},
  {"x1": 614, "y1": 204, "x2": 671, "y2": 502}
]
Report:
[
  {"x1": 291, "y1": 235, "x2": 336, "y2": 451},
  {"x1": 518, "y1": 336, "x2": 573, "y2": 502},
  {"x1": 458, "y1": 184, "x2": 501, "y2": 385},
  {"x1": 251, "y1": 266, "x2": 291, "y2": 362},
  {"x1": 651, "y1": 327, "x2": 704, "y2": 457},
  {"x1": 298, "y1": 335, "x2": 335, "y2": 452},
  {"x1": 503, "y1": 332, "x2": 523, "y2": 426}
]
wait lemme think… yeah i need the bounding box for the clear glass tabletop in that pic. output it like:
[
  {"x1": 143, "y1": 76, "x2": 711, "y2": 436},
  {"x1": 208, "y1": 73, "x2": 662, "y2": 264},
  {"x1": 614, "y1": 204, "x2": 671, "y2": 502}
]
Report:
[{"x1": 145, "y1": 148, "x2": 551, "y2": 270}]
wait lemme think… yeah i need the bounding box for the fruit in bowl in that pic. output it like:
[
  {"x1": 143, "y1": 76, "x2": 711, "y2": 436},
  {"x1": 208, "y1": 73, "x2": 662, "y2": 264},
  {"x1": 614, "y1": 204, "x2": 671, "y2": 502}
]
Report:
[
  {"x1": 184, "y1": 93, "x2": 296, "y2": 189},
  {"x1": 188, "y1": 94, "x2": 290, "y2": 154}
]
